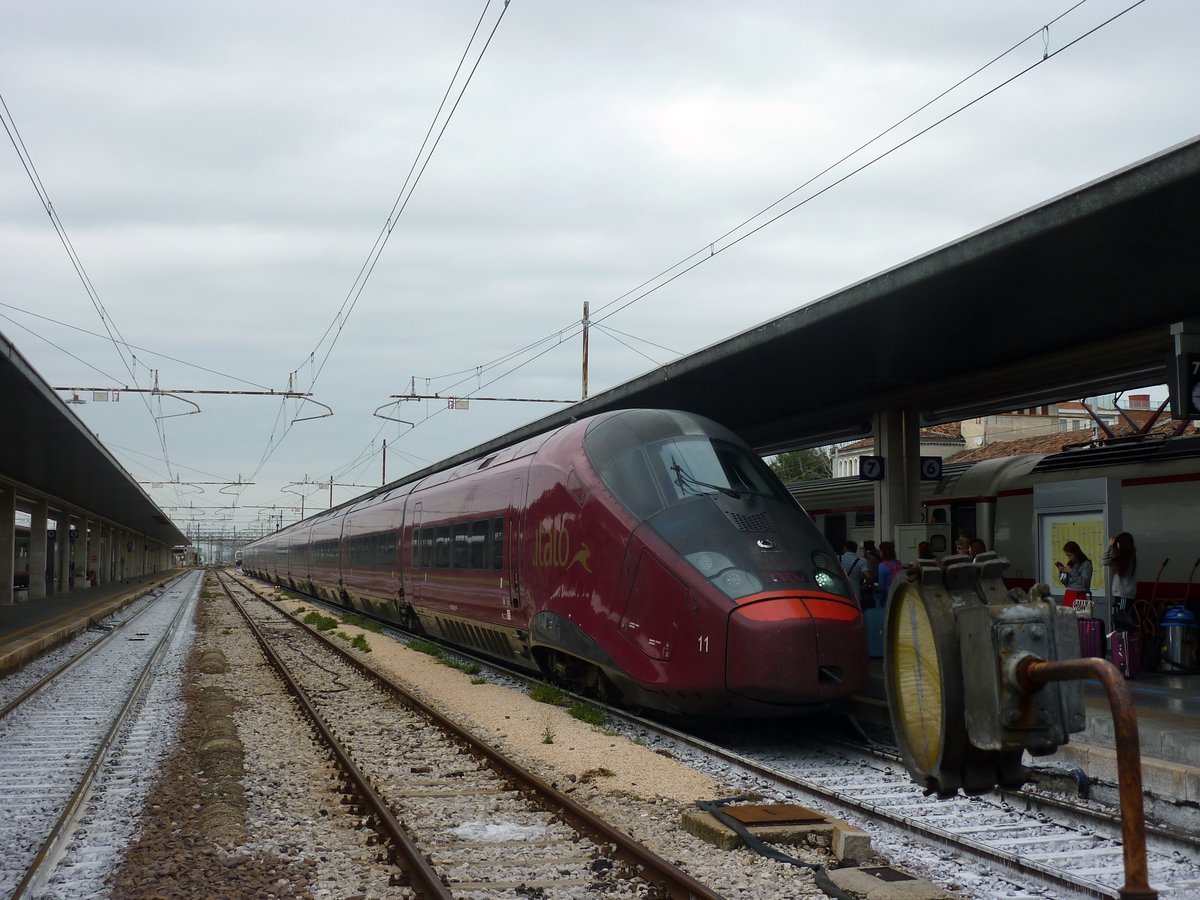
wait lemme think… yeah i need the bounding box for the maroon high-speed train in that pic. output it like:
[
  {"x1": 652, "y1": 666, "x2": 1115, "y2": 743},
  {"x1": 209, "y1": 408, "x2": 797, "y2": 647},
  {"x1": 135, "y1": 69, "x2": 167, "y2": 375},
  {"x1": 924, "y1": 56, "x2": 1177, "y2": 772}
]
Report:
[{"x1": 242, "y1": 409, "x2": 867, "y2": 716}]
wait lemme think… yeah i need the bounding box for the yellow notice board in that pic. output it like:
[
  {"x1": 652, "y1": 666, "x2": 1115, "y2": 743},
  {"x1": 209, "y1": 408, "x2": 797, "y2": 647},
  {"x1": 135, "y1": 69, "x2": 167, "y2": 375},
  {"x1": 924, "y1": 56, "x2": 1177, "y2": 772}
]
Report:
[{"x1": 1042, "y1": 513, "x2": 1105, "y2": 594}]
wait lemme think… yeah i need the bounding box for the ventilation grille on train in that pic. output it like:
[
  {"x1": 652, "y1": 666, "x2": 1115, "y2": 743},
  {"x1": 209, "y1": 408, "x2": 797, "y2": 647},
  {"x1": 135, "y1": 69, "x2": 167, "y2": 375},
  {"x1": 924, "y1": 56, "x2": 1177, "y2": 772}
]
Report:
[
  {"x1": 725, "y1": 510, "x2": 775, "y2": 532},
  {"x1": 436, "y1": 616, "x2": 516, "y2": 659}
]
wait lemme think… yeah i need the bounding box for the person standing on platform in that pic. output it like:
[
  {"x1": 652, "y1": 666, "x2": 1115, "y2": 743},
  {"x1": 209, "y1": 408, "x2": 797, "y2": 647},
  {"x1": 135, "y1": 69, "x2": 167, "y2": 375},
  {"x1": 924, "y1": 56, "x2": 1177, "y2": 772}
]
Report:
[
  {"x1": 876, "y1": 541, "x2": 905, "y2": 602},
  {"x1": 1056, "y1": 541, "x2": 1093, "y2": 608},
  {"x1": 840, "y1": 541, "x2": 868, "y2": 601},
  {"x1": 1103, "y1": 532, "x2": 1138, "y2": 623}
]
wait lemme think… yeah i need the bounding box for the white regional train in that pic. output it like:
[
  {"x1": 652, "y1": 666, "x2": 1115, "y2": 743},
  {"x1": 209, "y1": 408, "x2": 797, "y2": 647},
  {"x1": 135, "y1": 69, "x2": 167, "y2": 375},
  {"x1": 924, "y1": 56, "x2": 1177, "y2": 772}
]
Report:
[{"x1": 790, "y1": 434, "x2": 1200, "y2": 624}]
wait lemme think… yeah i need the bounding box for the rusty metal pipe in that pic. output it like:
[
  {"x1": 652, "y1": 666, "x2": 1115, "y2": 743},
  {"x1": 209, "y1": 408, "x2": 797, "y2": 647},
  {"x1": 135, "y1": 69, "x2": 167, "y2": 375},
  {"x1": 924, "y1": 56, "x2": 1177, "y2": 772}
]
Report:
[{"x1": 1015, "y1": 656, "x2": 1157, "y2": 900}]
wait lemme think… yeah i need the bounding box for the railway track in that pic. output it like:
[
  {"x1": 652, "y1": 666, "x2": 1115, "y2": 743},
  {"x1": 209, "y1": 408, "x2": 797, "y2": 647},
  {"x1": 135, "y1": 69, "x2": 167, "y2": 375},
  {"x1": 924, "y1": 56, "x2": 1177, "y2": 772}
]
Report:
[
  {"x1": 0, "y1": 571, "x2": 199, "y2": 899},
  {"x1": 236, "y1": 571, "x2": 1200, "y2": 899},
  {"x1": 216, "y1": 570, "x2": 721, "y2": 899},
  {"x1": 620, "y1": 718, "x2": 1200, "y2": 899},
  {"x1": 0, "y1": 577, "x2": 180, "y2": 717}
]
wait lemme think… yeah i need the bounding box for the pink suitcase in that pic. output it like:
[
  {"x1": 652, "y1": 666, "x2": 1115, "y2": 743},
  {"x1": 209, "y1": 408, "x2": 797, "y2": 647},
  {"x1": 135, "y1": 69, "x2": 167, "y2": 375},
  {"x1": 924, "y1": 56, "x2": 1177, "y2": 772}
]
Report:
[
  {"x1": 1110, "y1": 630, "x2": 1141, "y2": 678},
  {"x1": 1077, "y1": 617, "x2": 1104, "y2": 658}
]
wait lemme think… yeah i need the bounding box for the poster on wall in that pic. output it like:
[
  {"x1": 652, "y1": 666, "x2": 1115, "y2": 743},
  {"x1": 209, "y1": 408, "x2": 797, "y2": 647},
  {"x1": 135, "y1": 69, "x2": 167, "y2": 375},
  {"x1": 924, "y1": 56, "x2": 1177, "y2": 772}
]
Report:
[{"x1": 1039, "y1": 511, "x2": 1105, "y2": 596}]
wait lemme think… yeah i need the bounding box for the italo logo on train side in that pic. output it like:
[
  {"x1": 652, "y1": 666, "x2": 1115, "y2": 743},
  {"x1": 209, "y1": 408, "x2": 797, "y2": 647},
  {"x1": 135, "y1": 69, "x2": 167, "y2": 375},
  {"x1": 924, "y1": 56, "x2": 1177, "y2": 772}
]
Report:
[{"x1": 533, "y1": 516, "x2": 592, "y2": 573}]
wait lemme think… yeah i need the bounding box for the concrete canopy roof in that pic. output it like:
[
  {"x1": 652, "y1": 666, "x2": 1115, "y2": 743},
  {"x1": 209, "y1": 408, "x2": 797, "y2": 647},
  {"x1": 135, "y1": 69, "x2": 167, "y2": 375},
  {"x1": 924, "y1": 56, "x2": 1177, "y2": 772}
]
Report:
[
  {"x1": 401, "y1": 134, "x2": 1200, "y2": 483},
  {"x1": 1, "y1": 332, "x2": 188, "y2": 546}
]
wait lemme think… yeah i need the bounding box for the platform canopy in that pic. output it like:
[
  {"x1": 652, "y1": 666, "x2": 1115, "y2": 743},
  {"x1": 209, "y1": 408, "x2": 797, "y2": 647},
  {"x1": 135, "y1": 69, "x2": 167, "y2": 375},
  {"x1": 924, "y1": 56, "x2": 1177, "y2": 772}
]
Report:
[
  {"x1": 383, "y1": 134, "x2": 1200, "y2": 491},
  {"x1": 1, "y1": 333, "x2": 187, "y2": 546}
]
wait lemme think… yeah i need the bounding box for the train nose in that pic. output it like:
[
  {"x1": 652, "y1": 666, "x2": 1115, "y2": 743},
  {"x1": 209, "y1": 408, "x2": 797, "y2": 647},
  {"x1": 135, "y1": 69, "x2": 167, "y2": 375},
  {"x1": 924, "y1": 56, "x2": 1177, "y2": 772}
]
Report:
[{"x1": 726, "y1": 594, "x2": 867, "y2": 704}]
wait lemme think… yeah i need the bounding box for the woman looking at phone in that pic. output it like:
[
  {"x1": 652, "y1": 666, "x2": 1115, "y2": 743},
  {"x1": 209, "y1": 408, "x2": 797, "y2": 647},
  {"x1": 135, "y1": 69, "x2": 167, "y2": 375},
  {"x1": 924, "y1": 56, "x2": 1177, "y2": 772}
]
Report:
[{"x1": 1056, "y1": 541, "x2": 1093, "y2": 607}]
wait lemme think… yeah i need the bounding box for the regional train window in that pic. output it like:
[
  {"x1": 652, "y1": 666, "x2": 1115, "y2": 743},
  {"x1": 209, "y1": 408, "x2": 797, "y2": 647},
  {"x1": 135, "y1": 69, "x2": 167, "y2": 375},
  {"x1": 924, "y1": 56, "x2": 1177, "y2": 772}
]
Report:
[
  {"x1": 491, "y1": 517, "x2": 504, "y2": 569},
  {"x1": 452, "y1": 523, "x2": 470, "y2": 568},
  {"x1": 435, "y1": 526, "x2": 451, "y2": 568}
]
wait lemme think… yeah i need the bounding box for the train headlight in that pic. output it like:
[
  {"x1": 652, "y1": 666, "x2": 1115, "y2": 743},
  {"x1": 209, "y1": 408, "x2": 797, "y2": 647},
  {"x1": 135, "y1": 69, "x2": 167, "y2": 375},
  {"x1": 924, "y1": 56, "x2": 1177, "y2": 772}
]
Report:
[
  {"x1": 717, "y1": 568, "x2": 762, "y2": 598},
  {"x1": 813, "y1": 569, "x2": 841, "y2": 592},
  {"x1": 686, "y1": 550, "x2": 733, "y2": 575}
]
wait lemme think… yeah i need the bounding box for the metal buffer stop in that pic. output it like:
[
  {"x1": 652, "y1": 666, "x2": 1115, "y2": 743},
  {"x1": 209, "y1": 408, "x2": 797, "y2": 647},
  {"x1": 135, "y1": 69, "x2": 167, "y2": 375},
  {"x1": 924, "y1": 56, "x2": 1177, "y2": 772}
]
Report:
[{"x1": 885, "y1": 552, "x2": 1157, "y2": 900}]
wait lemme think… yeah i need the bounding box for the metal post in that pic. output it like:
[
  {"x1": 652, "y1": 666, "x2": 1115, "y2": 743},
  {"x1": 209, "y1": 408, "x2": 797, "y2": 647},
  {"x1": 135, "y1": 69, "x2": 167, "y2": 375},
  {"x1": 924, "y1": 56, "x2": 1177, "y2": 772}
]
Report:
[
  {"x1": 582, "y1": 301, "x2": 590, "y2": 401},
  {"x1": 1015, "y1": 656, "x2": 1157, "y2": 900},
  {"x1": 382, "y1": 439, "x2": 387, "y2": 485}
]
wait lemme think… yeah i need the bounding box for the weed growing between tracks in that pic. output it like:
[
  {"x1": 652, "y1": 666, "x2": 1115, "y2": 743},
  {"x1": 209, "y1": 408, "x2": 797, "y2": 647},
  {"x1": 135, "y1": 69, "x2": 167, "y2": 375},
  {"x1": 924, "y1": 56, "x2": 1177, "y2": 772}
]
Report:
[
  {"x1": 302, "y1": 612, "x2": 339, "y2": 632},
  {"x1": 528, "y1": 683, "x2": 608, "y2": 727},
  {"x1": 340, "y1": 613, "x2": 382, "y2": 633}
]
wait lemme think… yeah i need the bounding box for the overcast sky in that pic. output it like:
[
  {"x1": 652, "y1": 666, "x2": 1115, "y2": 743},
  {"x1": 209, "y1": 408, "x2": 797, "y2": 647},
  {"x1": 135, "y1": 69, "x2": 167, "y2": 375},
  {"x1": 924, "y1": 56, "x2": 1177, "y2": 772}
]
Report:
[{"x1": 2, "y1": 0, "x2": 1194, "y2": 541}]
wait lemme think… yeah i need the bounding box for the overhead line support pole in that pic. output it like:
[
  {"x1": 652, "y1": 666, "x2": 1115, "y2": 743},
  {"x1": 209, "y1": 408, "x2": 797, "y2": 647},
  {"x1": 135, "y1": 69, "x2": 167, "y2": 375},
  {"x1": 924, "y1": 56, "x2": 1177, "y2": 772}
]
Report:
[{"x1": 582, "y1": 301, "x2": 589, "y2": 401}]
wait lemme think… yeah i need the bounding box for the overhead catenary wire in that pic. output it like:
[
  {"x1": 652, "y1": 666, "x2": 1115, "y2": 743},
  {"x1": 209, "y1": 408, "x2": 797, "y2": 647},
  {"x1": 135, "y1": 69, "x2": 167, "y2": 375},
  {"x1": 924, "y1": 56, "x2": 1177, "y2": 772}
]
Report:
[
  {"x1": 408, "y1": 0, "x2": 1127, "y2": 399},
  {"x1": 335, "y1": 0, "x2": 1153, "y2": 522},
  {"x1": 1, "y1": 91, "x2": 185, "y2": 502},
  {"x1": 0, "y1": 300, "x2": 274, "y2": 390},
  {"x1": 237, "y1": 0, "x2": 514, "y2": 504}
]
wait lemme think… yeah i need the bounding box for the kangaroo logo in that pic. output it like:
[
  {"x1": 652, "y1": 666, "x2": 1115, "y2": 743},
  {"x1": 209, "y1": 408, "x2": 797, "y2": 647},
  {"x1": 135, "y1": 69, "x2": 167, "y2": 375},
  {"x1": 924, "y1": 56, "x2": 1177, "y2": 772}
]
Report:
[{"x1": 567, "y1": 543, "x2": 593, "y2": 573}]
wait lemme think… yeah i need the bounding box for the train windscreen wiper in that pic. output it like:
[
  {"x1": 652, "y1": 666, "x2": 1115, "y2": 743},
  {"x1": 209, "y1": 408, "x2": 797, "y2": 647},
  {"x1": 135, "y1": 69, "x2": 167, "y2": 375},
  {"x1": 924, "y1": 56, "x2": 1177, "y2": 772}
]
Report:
[{"x1": 670, "y1": 457, "x2": 744, "y2": 500}]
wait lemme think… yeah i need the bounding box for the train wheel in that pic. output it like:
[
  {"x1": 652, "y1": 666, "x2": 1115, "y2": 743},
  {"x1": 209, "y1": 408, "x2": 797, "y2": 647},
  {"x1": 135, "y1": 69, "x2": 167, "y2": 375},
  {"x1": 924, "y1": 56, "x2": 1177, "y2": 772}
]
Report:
[{"x1": 592, "y1": 670, "x2": 622, "y2": 707}]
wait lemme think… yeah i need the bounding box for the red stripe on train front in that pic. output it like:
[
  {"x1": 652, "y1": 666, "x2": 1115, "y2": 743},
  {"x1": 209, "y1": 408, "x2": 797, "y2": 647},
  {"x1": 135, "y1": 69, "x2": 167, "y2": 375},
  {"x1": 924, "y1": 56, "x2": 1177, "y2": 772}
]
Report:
[{"x1": 725, "y1": 592, "x2": 867, "y2": 704}]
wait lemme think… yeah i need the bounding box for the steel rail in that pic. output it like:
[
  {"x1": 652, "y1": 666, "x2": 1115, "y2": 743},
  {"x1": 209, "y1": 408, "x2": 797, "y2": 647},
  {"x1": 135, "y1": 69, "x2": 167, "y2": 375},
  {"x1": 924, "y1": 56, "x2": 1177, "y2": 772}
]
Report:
[
  {"x1": 216, "y1": 573, "x2": 452, "y2": 900},
  {"x1": 0, "y1": 573, "x2": 187, "y2": 721},
  {"x1": 12, "y1": 576, "x2": 196, "y2": 899},
  {"x1": 224, "y1": 571, "x2": 721, "y2": 900},
  {"x1": 236, "y1": 566, "x2": 1200, "y2": 892}
]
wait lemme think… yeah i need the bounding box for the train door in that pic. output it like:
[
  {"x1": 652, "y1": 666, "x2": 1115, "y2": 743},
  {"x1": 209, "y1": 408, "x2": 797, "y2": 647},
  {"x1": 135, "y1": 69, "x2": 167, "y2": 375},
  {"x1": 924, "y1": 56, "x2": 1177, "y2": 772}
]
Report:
[
  {"x1": 951, "y1": 503, "x2": 977, "y2": 548},
  {"x1": 508, "y1": 473, "x2": 527, "y2": 616},
  {"x1": 408, "y1": 501, "x2": 423, "y2": 608}
]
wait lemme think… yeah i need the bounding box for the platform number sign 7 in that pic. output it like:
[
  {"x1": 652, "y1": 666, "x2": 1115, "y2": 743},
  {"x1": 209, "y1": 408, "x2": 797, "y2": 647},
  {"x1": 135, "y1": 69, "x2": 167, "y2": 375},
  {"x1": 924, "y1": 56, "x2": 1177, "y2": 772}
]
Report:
[{"x1": 859, "y1": 456, "x2": 885, "y2": 482}]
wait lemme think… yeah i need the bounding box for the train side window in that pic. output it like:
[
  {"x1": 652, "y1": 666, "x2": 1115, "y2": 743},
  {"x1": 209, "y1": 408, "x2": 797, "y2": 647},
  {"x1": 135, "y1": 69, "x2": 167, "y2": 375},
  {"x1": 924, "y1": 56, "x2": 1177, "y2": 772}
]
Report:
[
  {"x1": 435, "y1": 526, "x2": 451, "y2": 568},
  {"x1": 421, "y1": 528, "x2": 435, "y2": 568},
  {"x1": 601, "y1": 449, "x2": 664, "y2": 519},
  {"x1": 411, "y1": 528, "x2": 420, "y2": 567},
  {"x1": 491, "y1": 517, "x2": 504, "y2": 569},
  {"x1": 451, "y1": 523, "x2": 470, "y2": 568},
  {"x1": 469, "y1": 520, "x2": 489, "y2": 569}
]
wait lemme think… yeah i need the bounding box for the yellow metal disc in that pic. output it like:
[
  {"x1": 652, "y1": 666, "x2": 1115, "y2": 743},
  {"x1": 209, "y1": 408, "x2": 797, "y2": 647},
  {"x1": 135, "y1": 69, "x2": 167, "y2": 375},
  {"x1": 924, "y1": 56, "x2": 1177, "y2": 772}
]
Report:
[{"x1": 888, "y1": 582, "x2": 944, "y2": 774}]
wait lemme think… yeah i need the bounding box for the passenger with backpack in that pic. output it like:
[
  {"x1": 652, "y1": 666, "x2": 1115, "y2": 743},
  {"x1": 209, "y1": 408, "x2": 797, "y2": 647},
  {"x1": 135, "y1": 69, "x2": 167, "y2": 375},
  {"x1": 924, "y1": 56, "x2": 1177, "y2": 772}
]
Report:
[
  {"x1": 840, "y1": 541, "x2": 868, "y2": 601},
  {"x1": 876, "y1": 541, "x2": 905, "y2": 602}
]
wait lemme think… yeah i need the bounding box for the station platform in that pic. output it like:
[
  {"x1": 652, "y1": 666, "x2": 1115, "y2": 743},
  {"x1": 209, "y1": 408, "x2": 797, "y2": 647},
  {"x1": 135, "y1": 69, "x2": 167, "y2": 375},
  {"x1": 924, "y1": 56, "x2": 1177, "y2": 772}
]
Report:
[
  {"x1": 0, "y1": 570, "x2": 183, "y2": 676},
  {"x1": 854, "y1": 659, "x2": 1200, "y2": 808}
]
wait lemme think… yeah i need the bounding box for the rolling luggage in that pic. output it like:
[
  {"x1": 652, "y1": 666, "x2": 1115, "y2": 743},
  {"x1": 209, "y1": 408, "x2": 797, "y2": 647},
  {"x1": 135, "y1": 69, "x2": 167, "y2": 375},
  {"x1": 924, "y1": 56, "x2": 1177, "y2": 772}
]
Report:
[
  {"x1": 1077, "y1": 617, "x2": 1104, "y2": 658},
  {"x1": 1111, "y1": 629, "x2": 1141, "y2": 679}
]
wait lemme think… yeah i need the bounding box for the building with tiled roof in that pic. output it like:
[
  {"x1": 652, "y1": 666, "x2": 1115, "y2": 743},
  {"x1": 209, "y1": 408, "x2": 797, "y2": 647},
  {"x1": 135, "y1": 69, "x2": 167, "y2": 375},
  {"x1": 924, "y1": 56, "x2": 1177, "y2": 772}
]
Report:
[{"x1": 831, "y1": 394, "x2": 1178, "y2": 475}]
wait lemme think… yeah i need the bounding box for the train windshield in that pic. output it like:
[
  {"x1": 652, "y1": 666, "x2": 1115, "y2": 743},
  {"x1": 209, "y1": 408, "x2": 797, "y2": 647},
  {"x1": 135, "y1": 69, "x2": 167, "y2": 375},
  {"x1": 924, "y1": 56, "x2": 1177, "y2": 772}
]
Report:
[
  {"x1": 584, "y1": 411, "x2": 791, "y2": 520},
  {"x1": 585, "y1": 410, "x2": 854, "y2": 604}
]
